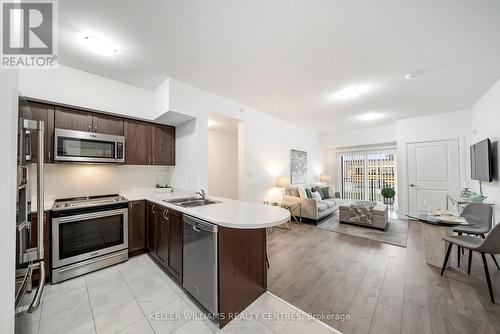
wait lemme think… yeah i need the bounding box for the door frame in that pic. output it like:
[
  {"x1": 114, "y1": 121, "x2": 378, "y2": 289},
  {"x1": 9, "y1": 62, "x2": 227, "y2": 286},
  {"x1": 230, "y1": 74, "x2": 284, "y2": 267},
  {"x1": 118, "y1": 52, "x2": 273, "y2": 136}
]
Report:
[{"x1": 405, "y1": 138, "x2": 462, "y2": 214}]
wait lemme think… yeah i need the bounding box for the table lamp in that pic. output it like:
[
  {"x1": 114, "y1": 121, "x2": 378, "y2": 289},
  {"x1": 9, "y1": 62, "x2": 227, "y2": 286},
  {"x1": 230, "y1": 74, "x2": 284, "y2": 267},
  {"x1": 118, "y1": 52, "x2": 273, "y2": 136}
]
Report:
[{"x1": 276, "y1": 176, "x2": 290, "y2": 202}]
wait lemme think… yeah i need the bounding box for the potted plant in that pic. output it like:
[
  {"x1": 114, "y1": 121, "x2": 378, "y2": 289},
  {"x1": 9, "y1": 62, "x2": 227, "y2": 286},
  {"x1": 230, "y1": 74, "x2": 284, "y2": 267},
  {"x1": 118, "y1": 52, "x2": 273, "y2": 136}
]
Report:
[
  {"x1": 155, "y1": 184, "x2": 173, "y2": 193},
  {"x1": 381, "y1": 187, "x2": 396, "y2": 205}
]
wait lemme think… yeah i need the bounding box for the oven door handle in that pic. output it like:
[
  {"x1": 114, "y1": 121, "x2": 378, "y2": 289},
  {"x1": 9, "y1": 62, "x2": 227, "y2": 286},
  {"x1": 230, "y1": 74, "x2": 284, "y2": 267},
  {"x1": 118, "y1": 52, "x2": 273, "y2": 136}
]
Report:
[{"x1": 53, "y1": 208, "x2": 128, "y2": 224}]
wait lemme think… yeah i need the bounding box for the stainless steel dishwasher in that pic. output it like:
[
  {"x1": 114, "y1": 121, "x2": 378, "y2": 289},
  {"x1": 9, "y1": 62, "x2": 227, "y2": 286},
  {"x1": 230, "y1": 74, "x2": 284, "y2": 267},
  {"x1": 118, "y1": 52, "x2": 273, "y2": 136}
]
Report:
[{"x1": 183, "y1": 215, "x2": 218, "y2": 314}]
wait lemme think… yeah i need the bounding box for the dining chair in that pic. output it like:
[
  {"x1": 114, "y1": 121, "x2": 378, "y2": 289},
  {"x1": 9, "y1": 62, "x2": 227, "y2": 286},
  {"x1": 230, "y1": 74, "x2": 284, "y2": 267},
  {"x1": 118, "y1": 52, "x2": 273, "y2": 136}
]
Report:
[
  {"x1": 453, "y1": 203, "x2": 499, "y2": 270},
  {"x1": 441, "y1": 222, "x2": 500, "y2": 303}
]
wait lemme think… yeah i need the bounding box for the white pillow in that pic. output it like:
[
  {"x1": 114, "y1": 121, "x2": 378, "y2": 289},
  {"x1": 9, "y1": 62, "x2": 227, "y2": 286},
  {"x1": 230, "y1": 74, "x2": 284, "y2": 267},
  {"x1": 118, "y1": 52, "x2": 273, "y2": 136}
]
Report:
[
  {"x1": 297, "y1": 186, "x2": 307, "y2": 198},
  {"x1": 328, "y1": 186, "x2": 336, "y2": 198},
  {"x1": 311, "y1": 191, "x2": 322, "y2": 201}
]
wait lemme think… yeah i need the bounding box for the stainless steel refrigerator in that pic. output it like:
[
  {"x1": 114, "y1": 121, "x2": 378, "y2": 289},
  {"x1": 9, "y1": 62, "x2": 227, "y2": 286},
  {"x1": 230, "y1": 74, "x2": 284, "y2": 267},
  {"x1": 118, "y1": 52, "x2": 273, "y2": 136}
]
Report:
[{"x1": 15, "y1": 97, "x2": 46, "y2": 334}]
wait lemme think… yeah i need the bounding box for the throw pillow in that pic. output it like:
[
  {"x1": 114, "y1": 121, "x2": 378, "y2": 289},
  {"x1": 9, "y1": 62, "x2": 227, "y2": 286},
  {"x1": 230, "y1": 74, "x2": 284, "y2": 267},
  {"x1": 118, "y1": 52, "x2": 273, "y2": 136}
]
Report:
[
  {"x1": 311, "y1": 191, "x2": 322, "y2": 201},
  {"x1": 297, "y1": 186, "x2": 307, "y2": 198},
  {"x1": 305, "y1": 188, "x2": 313, "y2": 198},
  {"x1": 320, "y1": 186, "x2": 330, "y2": 199}
]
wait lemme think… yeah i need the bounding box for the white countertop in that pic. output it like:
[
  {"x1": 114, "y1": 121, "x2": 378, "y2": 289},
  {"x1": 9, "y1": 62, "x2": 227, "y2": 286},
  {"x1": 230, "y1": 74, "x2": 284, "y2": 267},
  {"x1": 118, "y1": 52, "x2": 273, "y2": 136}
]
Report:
[{"x1": 121, "y1": 188, "x2": 290, "y2": 229}]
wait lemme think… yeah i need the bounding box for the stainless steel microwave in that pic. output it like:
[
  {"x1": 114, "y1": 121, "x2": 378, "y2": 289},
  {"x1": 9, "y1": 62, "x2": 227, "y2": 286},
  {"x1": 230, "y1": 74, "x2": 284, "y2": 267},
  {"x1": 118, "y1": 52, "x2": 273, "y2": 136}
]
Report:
[{"x1": 54, "y1": 128, "x2": 125, "y2": 163}]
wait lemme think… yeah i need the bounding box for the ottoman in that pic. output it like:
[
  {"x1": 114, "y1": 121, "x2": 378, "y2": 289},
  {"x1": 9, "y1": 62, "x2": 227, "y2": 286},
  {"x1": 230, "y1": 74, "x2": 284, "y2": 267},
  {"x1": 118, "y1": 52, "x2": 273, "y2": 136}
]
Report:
[{"x1": 339, "y1": 201, "x2": 389, "y2": 230}]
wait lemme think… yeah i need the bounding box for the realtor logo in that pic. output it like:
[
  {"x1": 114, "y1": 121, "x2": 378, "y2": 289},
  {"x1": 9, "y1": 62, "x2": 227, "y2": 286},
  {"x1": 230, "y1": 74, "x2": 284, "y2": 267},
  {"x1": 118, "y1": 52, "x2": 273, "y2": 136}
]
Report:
[{"x1": 1, "y1": 0, "x2": 58, "y2": 68}]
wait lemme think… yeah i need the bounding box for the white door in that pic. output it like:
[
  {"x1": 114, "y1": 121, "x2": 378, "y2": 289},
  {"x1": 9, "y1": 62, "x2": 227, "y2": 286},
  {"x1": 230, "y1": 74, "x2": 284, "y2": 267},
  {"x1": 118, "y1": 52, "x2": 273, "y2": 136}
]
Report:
[{"x1": 407, "y1": 140, "x2": 460, "y2": 215}]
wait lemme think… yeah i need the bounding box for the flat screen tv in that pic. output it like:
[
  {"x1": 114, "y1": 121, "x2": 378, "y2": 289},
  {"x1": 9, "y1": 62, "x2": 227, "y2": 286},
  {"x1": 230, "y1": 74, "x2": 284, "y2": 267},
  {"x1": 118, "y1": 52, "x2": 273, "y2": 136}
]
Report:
[{"x1": 470, "y1": 138, "x2": 493, "y2": 182}]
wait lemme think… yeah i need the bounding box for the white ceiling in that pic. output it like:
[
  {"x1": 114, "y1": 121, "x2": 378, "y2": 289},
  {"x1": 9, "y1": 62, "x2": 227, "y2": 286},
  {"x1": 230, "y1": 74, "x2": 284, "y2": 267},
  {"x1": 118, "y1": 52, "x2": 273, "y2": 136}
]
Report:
[{"x1": 59, "y1": 0, "x2": 500, "y2": 133}]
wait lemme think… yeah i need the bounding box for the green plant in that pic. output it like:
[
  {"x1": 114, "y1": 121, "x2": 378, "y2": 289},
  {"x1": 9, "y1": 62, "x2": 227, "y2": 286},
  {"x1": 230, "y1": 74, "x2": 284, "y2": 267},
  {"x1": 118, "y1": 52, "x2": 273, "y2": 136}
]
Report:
[
  {"x1": 156, "y1": 184, "x2": 172, "y2": 188},
  {"x1": 381, "y1": 187, "x2": 396, "y2": 199}
]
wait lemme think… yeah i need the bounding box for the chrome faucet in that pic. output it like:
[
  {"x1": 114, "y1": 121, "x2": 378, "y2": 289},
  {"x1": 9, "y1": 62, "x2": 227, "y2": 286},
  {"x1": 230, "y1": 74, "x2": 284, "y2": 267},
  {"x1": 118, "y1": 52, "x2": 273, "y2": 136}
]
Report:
[{"x1": 196, "y1": 189, "x2": 207, "y2": 199}]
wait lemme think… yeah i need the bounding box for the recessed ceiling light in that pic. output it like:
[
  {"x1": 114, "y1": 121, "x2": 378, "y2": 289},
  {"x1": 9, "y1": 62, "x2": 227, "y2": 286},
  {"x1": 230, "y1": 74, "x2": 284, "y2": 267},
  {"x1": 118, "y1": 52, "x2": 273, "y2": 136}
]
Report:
[
  {"x1": 357, "y1": 112, "x2": 384, "y2": 121},
  {"x1": 331, "y1": 84, "x2": 372, "y2": 101},
  {"x1": 208, "y1": 120, "x2": 216, "y2": 128},
  {"x1": 82, "y1": 35, "x2": 118, "y2": 56}
]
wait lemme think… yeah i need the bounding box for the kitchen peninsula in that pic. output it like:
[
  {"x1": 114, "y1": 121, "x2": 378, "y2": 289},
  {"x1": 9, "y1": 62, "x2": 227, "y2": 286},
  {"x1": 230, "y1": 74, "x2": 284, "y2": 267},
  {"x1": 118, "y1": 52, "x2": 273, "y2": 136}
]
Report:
[{"x1": 123, "y1": 189, "x2": 290, "y2": 328}]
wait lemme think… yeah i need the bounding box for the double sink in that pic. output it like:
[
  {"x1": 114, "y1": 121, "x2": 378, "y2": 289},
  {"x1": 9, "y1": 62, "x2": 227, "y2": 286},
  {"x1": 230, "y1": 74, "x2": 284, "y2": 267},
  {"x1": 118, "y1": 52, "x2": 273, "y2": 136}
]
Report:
[{"x1": 164, "y1": 197, "x2": 221, "y2": 208}]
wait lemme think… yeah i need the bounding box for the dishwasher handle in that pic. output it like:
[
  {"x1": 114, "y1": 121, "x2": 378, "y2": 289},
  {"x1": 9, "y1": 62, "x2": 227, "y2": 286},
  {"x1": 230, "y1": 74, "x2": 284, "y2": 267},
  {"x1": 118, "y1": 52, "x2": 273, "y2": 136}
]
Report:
[{"x1": 183, "y1": 215, "x2": 218, "y2": 233}]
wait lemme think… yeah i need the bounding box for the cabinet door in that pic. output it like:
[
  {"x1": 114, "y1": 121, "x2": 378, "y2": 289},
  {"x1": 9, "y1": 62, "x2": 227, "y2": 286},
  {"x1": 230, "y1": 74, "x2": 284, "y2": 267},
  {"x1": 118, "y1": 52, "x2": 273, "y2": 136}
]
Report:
[
  {"x1": 156, "y1": 206, "x2": 169, "y2": 266},
  {"x1": 153, "y1": 125, "x2": 175, "y2": 165},
  {"x1": 146, "y1": 202, "x2": 157, "y2": 253},
  {"x1": 20, "y1": 102, "x2": 55, "y2": 163},
  {"x1": 124, "y1": 120, "x2": 152, "y2": 165},
  {"x1": 128, "y1": 200, "x2": 146, "y2": 255},
  {"x1": 55, "y1": 107, "x2": 92, "y2": 132},
  {"x1": 92, "y1": 114, "x2": 124, "y2": 135},
  {"x1": 167, "y1": 209, "x2": 182, "y2": 283}
]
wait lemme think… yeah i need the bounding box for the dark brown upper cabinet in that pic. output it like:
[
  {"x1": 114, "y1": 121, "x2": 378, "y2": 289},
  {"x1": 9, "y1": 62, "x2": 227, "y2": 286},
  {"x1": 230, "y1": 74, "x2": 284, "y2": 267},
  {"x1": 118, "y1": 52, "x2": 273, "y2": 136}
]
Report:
[
  {"x1": 153, "y1": 125, "x2": 175, "y2": 165},
  {"x1": 125, "y1": 120, "x2": 175, "y2": 166},
  {"x1": 55, "y1": 107, "x2": 93, "y2": 132},
  {"x1": 92, "y1": 114, "x2": 124, "y2": 136},
  {"x1": 23, "y1": 101, "x2": 174, "y2": 166},
  {"x1": 55, "y1": 107, "x2": 123, "y2": 136},
  {"x1": 20, "y1": 102, "x2": 55, "y2": 163},
  {"x1": 124, "y1": 120, "x2": 152, "y2": 165}
]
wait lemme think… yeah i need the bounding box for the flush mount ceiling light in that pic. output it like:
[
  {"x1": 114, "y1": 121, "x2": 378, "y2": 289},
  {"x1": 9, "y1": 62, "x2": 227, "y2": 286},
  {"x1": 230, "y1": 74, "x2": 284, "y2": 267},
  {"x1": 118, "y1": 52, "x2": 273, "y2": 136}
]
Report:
[
  {"x1": 208, "y1": 120, "x2": 216, "y2": 128},
  {"x1": 82, "y1": 35, "x2": 118, "y2": 56},
  {"x1": 331, "y1": 84, "x2": 372, "y2": 101},
  {"x1": 405, "y1": 71, "x2": 419, "y2": 80},
  {"x1": 357, "y1": 112, "x2": 384, "y2": 121}
]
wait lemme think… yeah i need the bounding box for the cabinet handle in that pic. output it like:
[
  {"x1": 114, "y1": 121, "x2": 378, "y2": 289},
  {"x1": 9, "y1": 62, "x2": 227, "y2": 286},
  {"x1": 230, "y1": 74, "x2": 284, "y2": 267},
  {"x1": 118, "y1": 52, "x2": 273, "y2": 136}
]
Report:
[
  {"x1": 153, "y1": 157, "x2": 155, "y2": 164},
  {"x1": 163, "y1": 209, "x2": 168, "y2": 219},
  {"x1": 48, "y1": 151, "x2": 51, "y2": 161},
  {"x1": 94, "y1": 124, "x2": 97, "y2": 132},
  {"x1": 88, "y1": 123, "x2": 91, "y2": 132},
  {"x1": 152, "y1": 204, "x2": 156, "y2": 214},
  {"x1": 148, "y1": 156, "x2": 151, "y2": 164}
]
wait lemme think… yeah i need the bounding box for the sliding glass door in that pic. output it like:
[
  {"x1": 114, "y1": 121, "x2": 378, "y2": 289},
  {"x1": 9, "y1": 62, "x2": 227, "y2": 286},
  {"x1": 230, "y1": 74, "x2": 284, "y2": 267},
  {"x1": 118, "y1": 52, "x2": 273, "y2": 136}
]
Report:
[{"x1": 339, "y1": 149, "x2": 397, "y2": 203}]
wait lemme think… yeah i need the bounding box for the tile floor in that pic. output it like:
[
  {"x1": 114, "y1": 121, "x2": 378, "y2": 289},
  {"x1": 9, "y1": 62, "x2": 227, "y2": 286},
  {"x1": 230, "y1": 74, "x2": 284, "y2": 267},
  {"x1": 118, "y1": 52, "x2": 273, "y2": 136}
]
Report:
[{"x1": 22, "y1": 254, "x2": 340, "y2": 334}]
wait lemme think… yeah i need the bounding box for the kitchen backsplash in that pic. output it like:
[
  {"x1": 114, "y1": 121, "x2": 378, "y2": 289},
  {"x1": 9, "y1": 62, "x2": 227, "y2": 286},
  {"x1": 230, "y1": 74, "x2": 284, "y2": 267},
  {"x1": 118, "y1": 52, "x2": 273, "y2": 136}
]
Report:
[{"x1": 30, "y1": 164, "x2": 173, "y2": 198}]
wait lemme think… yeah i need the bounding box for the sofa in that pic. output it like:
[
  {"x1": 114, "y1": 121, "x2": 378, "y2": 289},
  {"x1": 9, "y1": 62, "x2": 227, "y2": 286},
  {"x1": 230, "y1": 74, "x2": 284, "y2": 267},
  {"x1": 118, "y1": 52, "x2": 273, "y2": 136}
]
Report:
[
  {"x1": 339, "y1": 201, "x2": 388, "y2": 230},
  {"x1": 284, "y1": 184, "x2": 341, "y2": 222}
]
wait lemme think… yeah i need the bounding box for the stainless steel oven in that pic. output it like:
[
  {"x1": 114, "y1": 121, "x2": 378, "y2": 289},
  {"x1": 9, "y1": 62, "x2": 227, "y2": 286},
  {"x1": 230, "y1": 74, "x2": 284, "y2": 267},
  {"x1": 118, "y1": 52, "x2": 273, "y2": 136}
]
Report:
[
  {"x1": 54, "y1": 128, "x2": 125, "y2": 163},
  {"x1": 51, "y1": 195, "x2": 129, "y2": 283}
]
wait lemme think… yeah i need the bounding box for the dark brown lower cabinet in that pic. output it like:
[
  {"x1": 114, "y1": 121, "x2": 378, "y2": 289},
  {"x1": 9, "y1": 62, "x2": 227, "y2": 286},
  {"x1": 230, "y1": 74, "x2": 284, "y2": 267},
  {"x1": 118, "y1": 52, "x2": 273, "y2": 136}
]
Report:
[
  {"x1": 218, "y1": 227, "x2": 267, "y2": 328},
  {"x1": 166, "y1": 210, "x2": 182, "y2": 282},
  {"x1": 30, "y1": 211, "x2": 51, "y2": 282},
  {"x1": 146, "y1": 201, "x2": 157, "y2": 253},
  {"x1": 146, "y1": 201, "x2": 183, "y2": 284},
  {"x1": 156, "y1": 206, "x2": 169, "y2": 265},
  {"x1": 128, "y1": 200, "x2": 146, "y2": 256}
]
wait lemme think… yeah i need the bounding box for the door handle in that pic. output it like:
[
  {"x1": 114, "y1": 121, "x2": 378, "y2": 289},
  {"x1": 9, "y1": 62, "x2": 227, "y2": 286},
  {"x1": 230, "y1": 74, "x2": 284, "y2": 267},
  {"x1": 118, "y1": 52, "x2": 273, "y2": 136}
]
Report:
[{"x1": 410, "y1": 184, "x2": 417, "y2": 187}]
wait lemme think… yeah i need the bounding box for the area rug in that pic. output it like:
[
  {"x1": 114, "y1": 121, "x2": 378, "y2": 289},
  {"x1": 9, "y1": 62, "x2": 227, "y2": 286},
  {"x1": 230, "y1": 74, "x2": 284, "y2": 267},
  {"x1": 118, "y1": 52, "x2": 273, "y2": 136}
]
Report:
[{"x1": 317, "y1": 214, "x2": 409, "y2": 248}]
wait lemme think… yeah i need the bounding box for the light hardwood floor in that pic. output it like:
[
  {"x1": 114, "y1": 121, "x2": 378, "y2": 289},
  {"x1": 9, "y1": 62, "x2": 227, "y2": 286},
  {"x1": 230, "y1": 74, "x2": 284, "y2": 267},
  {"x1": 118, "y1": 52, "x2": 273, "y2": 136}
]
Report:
[{"x1": 267, "y1": 215, "x2": 500, "y2": 334}]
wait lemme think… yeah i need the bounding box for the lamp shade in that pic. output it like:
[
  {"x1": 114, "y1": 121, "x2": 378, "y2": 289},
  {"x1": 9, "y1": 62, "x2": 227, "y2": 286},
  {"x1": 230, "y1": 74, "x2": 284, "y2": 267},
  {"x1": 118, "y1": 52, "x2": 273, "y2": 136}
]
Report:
[
  {"x1": 275, "y1": 176, "x2": 290, "y2": 188},
  {"x1": 320, "y1": 175, "x2": 331, "y2": 182}
]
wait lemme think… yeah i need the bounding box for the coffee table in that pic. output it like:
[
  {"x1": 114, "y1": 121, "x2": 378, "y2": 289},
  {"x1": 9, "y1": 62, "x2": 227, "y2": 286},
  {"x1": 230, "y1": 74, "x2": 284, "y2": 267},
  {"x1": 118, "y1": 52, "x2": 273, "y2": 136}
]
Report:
[{"x1": 405, "y1": 213, "x2": 472, "y2": 268}]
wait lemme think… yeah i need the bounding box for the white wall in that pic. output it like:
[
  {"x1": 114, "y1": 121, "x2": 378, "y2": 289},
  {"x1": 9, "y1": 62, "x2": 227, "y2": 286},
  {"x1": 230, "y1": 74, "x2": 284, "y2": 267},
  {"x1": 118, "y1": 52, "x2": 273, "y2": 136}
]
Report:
[
  {"x1": 472, "y1": 77, "x2": 500, "y2": 222},
  {"x1": 208, "y1": 129, "x2": 239, "y2": 199},
  {"x1": 19, "y1": 65, "x2": 157, "y2": 119},
  {"x1": 396, "y1": 109, "x2": 472, "y2": 213},
  {"x1": 30, "y1": 164, "x2": 172, "y2": 199},
  {"x1": 0, "y1": 70, "x2": 19, "y2": 334},
  {"x1": 168, "y1": 78, "x2": 325, "y2": 202},
  {"x1": 321, "y1": 124, "x2": 397, "y2": 148}
]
